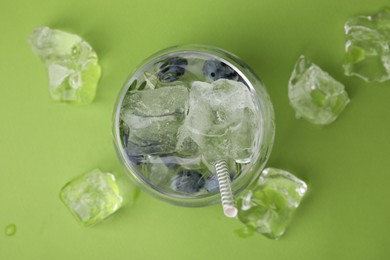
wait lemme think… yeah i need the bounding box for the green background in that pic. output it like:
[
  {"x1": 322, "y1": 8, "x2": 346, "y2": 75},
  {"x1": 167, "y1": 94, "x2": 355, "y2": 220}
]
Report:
[{"x1": 1, "y1": 0, "x2": 390, "y2": 259}]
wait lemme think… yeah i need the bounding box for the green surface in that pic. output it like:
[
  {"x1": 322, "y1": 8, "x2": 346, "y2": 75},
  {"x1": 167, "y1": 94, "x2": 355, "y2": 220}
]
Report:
[{"x1": 1, "y1": 0, "x2": 390, "y2": 259}]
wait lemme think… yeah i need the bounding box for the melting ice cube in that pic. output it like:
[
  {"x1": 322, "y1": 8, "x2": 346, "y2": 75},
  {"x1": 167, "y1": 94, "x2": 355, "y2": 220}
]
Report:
[
  {"x1": 344, "y1": 8, "x2": 390, "y2": 82},
  {"x1": 59, "y1": 169, "x2": 123, "y2": 226},
  {"x1": 29, "y1": 27, "x2": 101, "y2": 104},
  {"x1": 288, "y1": 56, "x2": 350, "y2": 125},
  {"x1": 176, "y1": 79, "x2": 258, "y2": 165},
  {"x1": 236, "y1": 168, "x2": 307, "y2": 239},
  {"x1": 120, "y1": 85, "x2": 189, "y2": 156}
]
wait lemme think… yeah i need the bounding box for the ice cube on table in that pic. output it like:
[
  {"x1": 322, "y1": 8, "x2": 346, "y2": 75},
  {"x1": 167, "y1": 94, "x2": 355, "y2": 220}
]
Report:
[
  {"x1": 176, "y1": 79, "x2": 258, "y2": 165},
  {"x1": 59, "y1": 169, "x2": 123, "y2": 226},
  {"x1": 29, "y1": 27, "x2": 101, "y2": 104},
  {"x1": 344, "y1": 8, "x2": 390, "y2": 82},
  {"x1": 121, "y1": 85, "x2": 189, "y2": 156},
  {"x1": 288, "y1": 56, "x2": 350, "y2": 125},
  {"x1": 236, "y1": 168, "x2": 307, "y2": 239}
]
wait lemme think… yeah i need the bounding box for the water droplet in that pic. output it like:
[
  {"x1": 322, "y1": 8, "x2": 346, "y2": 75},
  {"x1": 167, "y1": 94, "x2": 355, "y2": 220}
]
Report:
[
  {"x1": 5, "y1": 224, "x2": 16, "y2": 236},
  {"x1": 234, "y1": 225, "x2": 255, "y2": 238}
]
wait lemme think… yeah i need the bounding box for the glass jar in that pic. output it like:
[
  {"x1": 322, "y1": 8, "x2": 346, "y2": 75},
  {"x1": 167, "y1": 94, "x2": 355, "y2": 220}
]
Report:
[{"x1": 113, "y1": 45, "x2": 275, "y2": 207}]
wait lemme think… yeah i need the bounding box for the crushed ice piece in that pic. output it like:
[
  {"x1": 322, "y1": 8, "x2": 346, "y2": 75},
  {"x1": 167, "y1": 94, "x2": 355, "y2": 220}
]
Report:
[
  {"x1": 344, "y1": 8, "x2": 390, "y2": 82},
  {"x1": 120, "y1": 85, "x2": 189, "y2": 156},
  {"x1": 288, "y1": 55, "x2": 350, "y2": 125},
  {"x1": 176, "y1": 79, "x2": 258, "y2": 165},
  {"x1": 29, "y1": 27, "x2": 101, "y2": 104},
  {"x1": 236, "y1": 168, "x2": 307, "y2": 239},
  {"x1": 141, "y1": 156, "x2": 180, "y2": 186},
  {"x1": 59, "y1": 169, "x2": 123, "y2": 226},
  {"x1": 121, "y1": 85, "x2": 188, "y2": 117}
]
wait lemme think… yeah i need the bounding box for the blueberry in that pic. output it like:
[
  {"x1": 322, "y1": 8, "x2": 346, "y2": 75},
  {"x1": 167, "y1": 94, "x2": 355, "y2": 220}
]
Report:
[
  {"x1": 157, "y1": 57, "x2": 188, "y2": 83},
  {"x1": 204, "y1": 174, "x2": 219, "y2": 192},
  {"x1": 172, "y1": 170, "x2": 205, "y2": 193},
  {"x1": 203, "y1": 60, "x2": 239, "y2": 81},
  {"x1": 204, "y1": 173, "x2": 236, "y2": 192}
]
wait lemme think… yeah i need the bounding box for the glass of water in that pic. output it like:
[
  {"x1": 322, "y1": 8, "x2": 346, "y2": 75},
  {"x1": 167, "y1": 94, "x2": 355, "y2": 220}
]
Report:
[{"x1": 112, "y1": 45, "x2": 275, "y2": 214}]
